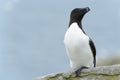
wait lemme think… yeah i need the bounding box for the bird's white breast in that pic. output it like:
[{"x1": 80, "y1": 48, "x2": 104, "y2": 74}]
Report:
[{"x1": 64, "y1": 22, "x2": 93, "y2": 70}]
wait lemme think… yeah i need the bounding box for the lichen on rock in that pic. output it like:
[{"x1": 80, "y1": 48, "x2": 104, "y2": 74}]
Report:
[{"x1": 35, "y1": 64, "x2": 120, "y2": 80}]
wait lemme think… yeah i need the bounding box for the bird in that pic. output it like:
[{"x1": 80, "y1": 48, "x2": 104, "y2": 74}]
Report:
[{"x1": 64, "y1": 7, "x2": 96, "y2": 76}]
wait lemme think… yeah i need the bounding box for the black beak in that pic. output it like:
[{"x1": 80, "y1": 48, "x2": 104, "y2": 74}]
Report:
[{"x1": 85, "y1": 7, "x2": 90, "y2": 12}]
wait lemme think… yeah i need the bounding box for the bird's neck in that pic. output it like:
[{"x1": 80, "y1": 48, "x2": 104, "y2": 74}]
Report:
[
  {"x1": 77, "y1": 22, "x2": 86, "y2": 34},
  {"x1": 69, "y1": 20, "x2": 86, "y2": 34}
]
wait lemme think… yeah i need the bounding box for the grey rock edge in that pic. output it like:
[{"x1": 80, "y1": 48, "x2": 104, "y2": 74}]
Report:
[{"x1": 35, "y1": 64, "x2": 120, "y2": 80}]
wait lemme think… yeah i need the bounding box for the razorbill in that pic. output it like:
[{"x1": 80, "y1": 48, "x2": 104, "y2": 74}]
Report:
[{"x1": 64, "y1": 7, "x2": 96, "y2": 76}]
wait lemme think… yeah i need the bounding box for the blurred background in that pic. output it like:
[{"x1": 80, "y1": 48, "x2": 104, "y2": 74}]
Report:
[{"x1": 0, "y1": 0, "x2": 120, "y2": 80}]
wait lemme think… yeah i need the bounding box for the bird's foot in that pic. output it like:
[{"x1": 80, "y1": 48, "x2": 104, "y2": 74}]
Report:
[{"x1": 75, "y1": 66, "x2": 88, "y2": 77}]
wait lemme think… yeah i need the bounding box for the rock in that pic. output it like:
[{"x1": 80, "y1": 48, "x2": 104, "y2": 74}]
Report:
[{"x1": 35, "y1": 64, "x2": 120, "y2": 80}]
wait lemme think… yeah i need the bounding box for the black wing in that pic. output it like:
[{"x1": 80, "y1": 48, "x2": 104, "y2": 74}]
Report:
[{"x1": 89, "y1": 38, "x2": 96, "y2": 67}]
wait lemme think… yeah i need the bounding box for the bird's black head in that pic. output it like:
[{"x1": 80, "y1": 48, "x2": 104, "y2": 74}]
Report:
[{"x1": 69, "y1": 7, "x2": 90, "y2": 26}]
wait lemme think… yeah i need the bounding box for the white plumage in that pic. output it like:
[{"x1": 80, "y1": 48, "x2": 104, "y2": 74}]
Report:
[{"x1": 64, "y1": 22, "x2": 93, "y2": 71}]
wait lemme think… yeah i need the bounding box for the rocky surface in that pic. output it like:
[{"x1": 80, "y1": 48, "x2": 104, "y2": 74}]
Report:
[{"x1": 35, "y1": 64, "x2": 120, "y2": 80}]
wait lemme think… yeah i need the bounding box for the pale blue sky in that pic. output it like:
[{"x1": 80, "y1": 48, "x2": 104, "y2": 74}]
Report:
[{"x1": 0, "y1": 0, "x2": 120, "y2": 80}]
